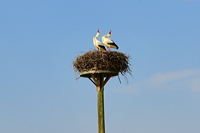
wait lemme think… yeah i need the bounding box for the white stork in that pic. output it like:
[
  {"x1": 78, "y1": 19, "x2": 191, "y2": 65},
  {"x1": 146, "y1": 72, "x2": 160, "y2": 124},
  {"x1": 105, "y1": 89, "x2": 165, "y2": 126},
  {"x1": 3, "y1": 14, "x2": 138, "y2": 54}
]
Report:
[
  {"x1": 101, "y1": 30, "x2": 119, "y2": 51},
  {"x1": 93, "y1": 29, "x2": 106, "y2": 51}
]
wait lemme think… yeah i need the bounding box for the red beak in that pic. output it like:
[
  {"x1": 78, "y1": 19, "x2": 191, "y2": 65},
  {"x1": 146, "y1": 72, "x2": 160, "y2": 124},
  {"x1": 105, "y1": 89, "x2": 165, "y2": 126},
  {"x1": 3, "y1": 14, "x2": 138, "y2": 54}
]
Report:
[
  {"x1": 97, "y1": 28, "x2": 100, "y2": 32},
  {"x1": 109, "y1": 30, "x2": 112, "y2": 34}
]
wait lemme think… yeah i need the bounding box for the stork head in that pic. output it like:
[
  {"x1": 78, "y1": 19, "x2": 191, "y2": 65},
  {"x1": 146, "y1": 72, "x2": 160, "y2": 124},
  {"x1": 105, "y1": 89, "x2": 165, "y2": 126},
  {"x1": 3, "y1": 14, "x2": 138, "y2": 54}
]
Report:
[
  {"x1": 108, "y1": 30, "x2": 112, "y2": 34},
  {"x1": 97, "y1": 28, "x2": 100, "y2": 33}
]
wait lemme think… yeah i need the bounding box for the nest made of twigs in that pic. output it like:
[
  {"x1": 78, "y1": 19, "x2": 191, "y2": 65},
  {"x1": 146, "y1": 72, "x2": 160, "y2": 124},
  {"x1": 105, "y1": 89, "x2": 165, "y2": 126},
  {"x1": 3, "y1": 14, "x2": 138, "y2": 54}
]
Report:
[{"x1": 73, "y1": 50, "x2": 131, "y2": 76}]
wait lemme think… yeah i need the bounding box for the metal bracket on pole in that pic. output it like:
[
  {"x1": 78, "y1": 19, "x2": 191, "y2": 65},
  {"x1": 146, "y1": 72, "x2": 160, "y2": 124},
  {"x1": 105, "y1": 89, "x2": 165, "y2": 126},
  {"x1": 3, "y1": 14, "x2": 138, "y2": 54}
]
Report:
[{"x1": 88, "y1": 77, "x2": 97, "y2": 86}]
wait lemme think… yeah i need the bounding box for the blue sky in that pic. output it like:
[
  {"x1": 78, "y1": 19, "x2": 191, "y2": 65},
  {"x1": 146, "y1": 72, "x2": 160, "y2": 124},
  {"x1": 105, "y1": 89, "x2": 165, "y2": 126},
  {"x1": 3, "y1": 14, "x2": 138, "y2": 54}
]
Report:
[{"x1": 0, "y1": 0, "x2": 200, "y2": 133}]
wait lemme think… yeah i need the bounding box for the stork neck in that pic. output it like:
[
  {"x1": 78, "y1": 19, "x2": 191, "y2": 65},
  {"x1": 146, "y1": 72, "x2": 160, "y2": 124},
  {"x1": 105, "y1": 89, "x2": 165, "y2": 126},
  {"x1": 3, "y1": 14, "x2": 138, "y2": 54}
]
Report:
[
  {"x1": 95, "y1": 32, "x2": 100, "y2": 38},
  {"x1": 102, "y1": 33, "x2": 111, "y2": 40},
  {"x1": 106, "y1": 33, "x2": 111, "y2": 37},
  {"x1": 93, "y1": 32, "x2": 99, "y2": 42},
  {"x1": 93, "y1": 37, "x2": 97, "y2": 44}
]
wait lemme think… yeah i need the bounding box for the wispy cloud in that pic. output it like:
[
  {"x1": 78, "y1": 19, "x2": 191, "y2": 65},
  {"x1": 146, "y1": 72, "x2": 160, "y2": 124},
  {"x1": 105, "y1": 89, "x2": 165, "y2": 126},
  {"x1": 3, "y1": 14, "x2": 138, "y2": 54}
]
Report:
[{"x1": 121, "y1": 69, "x2": 200, "y2": 92}]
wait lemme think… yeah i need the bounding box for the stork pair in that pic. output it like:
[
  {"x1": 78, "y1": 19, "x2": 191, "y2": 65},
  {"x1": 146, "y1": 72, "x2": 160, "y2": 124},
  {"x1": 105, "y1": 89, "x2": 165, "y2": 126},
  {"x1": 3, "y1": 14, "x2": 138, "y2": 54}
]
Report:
[{"x1": 93, "y1": 29, "x2": 119, "y2": 51}]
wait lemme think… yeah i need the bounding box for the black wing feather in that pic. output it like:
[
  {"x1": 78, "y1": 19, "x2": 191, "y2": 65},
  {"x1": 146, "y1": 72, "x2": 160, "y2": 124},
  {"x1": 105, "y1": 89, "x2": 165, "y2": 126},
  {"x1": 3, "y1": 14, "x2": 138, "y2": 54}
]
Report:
[
  {"x1": 98, "y1": 45, "x2": 106, "y2": 51},
  {"x1": 108, "y1": 42, "x2": 119, "y2": 49}
]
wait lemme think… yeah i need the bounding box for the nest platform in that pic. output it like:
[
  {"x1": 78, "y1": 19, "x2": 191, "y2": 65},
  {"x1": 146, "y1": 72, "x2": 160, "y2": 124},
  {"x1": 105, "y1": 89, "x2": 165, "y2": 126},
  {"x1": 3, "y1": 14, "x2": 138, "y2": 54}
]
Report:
[
  {"x1": 73, "y1": 50, "x2": 131, "y2": 78},
  {"x1": 80, "y1": 70, "x2": 118, "y2": 78}
]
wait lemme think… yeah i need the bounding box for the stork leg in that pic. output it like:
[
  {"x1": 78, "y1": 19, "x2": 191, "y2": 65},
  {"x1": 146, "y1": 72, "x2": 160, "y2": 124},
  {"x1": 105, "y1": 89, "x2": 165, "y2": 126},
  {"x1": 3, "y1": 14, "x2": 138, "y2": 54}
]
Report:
[{"x1": 107, "y1": 48, "x2": 111, "y2": 51}]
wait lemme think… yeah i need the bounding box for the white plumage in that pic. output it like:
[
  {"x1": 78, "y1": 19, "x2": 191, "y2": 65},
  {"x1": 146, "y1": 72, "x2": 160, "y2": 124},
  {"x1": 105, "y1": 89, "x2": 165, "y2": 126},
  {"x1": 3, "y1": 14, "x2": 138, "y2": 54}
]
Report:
[
  {"x1": 101, "y1": 30, "x2": 119, "y2": 51},
  {"x1": 93, "y1": 29, "x2": 106, "y2": 51}
]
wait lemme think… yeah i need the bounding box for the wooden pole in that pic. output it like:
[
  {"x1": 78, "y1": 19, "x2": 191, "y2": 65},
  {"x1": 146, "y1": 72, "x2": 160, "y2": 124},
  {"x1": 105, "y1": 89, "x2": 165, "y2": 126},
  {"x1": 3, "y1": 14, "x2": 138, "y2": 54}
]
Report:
[
  {"x1": 96, "y1": 74, "x2": 105, "y2": 133},
  {"x1": 81, "y1": 71, "x2": 117, "y2": 133}
]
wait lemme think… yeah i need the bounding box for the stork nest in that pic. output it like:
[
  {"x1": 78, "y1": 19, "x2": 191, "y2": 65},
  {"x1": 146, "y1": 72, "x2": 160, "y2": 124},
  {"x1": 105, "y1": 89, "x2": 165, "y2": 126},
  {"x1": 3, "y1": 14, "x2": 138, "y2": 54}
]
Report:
[{"x1": 73, "y1": 50, "x2": 132, "y2": 76}]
